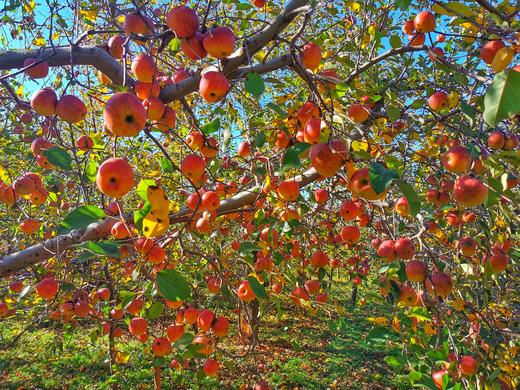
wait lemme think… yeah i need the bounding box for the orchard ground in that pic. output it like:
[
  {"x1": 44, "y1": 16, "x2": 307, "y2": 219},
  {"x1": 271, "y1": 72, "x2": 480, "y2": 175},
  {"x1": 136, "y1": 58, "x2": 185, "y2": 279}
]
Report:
[{"x1": 0, "y1": 278, "x2": 408, "y2": 389}]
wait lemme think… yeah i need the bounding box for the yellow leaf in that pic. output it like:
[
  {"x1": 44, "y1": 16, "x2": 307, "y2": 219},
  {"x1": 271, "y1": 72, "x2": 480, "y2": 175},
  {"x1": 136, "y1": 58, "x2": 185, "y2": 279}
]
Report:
[
  {"x1": 147, "y1": 185, "x2": 169, "y2": 214},
  {"x1": 142, "y1": 211, "x2": 170, "y2": 238},
  {"x1": 24, "y1": 0, "x2": 35, "y2": 13},
  {"x1": 115, "y1": 351, "x2": 130, "y2": 364},
  {"x1": 32, "y1": 36, "x2": 46, "y2": 47},
  {"x1": 347, "y1": 2, "x2": 361, "y2": 12},
  {"x1": 491, "y1": 46, "x2": 515, "y2": 73},
  {"x1": 432, "y1": 2, "x2": 475, "y2": 17},
  {"x1": 367, "y1": 316, "x2": 389, "y2": 326},
  {"x1": 351, "y1": 140, "x2": 368, "y2": 152},
  {"x1": 447, "y1": 91, "x2": 460, "y2": 108},
  {"x1": 15, "y1": 85, "x2": 24, "y2": 97}
]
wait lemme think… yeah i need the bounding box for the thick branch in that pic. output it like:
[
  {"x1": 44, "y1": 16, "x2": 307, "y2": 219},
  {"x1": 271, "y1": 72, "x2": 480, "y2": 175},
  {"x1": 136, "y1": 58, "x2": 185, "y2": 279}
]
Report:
[
  {"x1": 159, "y1": 0, "x2": 309, "y2": 103},
  {"x1": 0, "y1": 46, "x2": 131, "y2": 86},
  {"x1": 0, "y1": 168, "x2": 319, "y2": 277}
]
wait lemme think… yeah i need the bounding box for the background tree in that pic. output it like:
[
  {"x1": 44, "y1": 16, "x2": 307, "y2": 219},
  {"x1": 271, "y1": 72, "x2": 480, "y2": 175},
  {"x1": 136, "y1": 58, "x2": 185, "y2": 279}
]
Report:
[{"x1": 0, "y1": 0, "x2": 519, "y2": 389}]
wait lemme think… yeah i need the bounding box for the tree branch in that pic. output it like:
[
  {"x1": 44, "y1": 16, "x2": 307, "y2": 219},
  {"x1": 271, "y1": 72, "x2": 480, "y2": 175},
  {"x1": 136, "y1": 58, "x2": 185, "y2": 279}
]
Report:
[
  {"x1": 0, "y1": 168, "x2": 319, "y2": 277},
  {"x1": 0, "y1": 46, "x2": 132, "y2": 86}
]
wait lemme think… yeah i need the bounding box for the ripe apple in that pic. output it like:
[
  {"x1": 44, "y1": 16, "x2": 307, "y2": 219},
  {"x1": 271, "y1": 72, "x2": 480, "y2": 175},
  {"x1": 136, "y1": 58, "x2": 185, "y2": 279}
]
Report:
[
  {"x1": 394, "y1": 197, "x2": 409, "y2": 216},
  {"x1": 405, "y1": 260, "x2": 427, "y2": 282},
  {"x1": 399, "y1": 284, "x2": 419, "y2": 307},
  {"x1": 414, "y1": 11, "x2": 436, "y2": 33},
  {"x1": 103, "y1": 92, "x2": 147, "y2": 137},
  {"x1": 442, "y1": 146, "x2": 472, "y2": 173},
  {"x1": 341, "y1": 225, "x2": 360, "y2": 245},
  {"x1": 459, "y1": 355, "x2": 478, "y2": 376},
  {"x1": 199, "y1": 71, "x2": 230, "y2": 103},
  {"x1": 237, "y1": 280, "x2": 256, "y2": 302},
  {"x1": 314, "y1": 188, "x2": 329, "y2": 203},
  {"x1": 31, "y1": 88, "x2": 57, "y2": 116},
  {"x1": 166, "y1": 6, "x2": 199, "y2": 38},
  {"x1": 96, "y1": 157, "x2": 135, "y2": 198},
  {"x1": 278, "y1": 179, "x2": 300, "y2": 201},
  {"x1": 108, "y1": 35, "x2": 125, "y2": 59},
  {"x1": 181, "y1": 154, "x2": 206, "y2": 180},
  {"x1": 237, "y1": 140, "x2": 252, "y2": 157},
  {"x1": 56, "y1": 95, "x2": 87, "y2": 123},
  {"x1": 131, "y1": 54, "x2": 156, "y2": 82},
  {"x1": 124, "y1": 13, "x2": 155, "y2": 36},
  {"x1": 480, "y1": 40, "x2": 505, "y2": 64},
  {"x1": 203, "y1": 26, "x2": 236, "y2": 58},
  {"x1": 301, "y1": 42, "x2": 321, "y2": 70},
  {"x1": 408, "y1": 33, "x2": 425, "y2": 46},
  {"x1": 36, "y1": 277, "x2": 59, "y2": 299},
  {"x1": 349, "y1": 168, "x2": 387, "y2": 200},
  {"x1": 23, "y1": 58, "x2": 48, "y2": 79},
  {"x1": 428, "y1": 91, "x2": 449, "y2": 111},
  {"x1": 142, "y1": 97, "x2": 165, "y2": 120},
  {"x1": 303, "y1": 117, "x2": 323, "y2": 144},
  {"x1": 297, "y1": 101, "x2": 320, "y2": 124},
  {"x1": 453, "y1": 175, "x2": 488, "y2": 207},
  {"x1": 134, "y1": 81, "x2": 160, "y2": 100},
  {"x1": 181, "y1": 32, "x2": 207, "y2": 60},
  {"x1": 152, "y1": 337, "x2": 172, "y2": 357},
  {"x1": 427, "y1": 273, "x2": 453, "y2": 297},
  {"x1": 310, "y1": 251, "x2": 329, "y2": 268},
  {"x1": 394, "y1": 237, "x2": 415, "y2": 259},
  {"x1": 203, "y1": 358, "x2": 219, "y2": 376},
  {"x1": 212, "y1": 316, "x2": 229, "y2": 337},
  {"x1": 457, "y1": 237, "x2": 477, "y2": 257},
  {"x1": 197, "y1": 309, "x2": 215, "y2": 332},
  {"x1": 309, "y1": 140, "x2": 348, "y2": 177},
  {"x1": 76, "y1": 135, "x2": 94, "y2": 151},
  {"x1": 402, "y1": 20, "x2": 414, "y2": 34}
]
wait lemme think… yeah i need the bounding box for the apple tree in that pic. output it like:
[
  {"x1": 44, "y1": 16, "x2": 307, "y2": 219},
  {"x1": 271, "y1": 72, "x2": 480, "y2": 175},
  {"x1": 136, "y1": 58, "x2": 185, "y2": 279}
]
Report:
[{"x1": 0, "y1": 0, "x2": 519, "y2": 388}]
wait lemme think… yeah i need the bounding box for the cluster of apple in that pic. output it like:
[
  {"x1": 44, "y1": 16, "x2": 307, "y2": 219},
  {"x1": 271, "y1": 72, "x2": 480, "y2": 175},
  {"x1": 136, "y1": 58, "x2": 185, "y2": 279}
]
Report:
[{"x1": 127, "y1": 306, "x2": 229, "y2": 377}]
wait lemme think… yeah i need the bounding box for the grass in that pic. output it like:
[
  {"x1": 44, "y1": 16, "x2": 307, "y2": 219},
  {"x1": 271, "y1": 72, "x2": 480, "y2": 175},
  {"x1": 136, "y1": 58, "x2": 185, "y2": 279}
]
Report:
[{"x1": 0, "y1": 283, "x2": 410, "y2": 389}]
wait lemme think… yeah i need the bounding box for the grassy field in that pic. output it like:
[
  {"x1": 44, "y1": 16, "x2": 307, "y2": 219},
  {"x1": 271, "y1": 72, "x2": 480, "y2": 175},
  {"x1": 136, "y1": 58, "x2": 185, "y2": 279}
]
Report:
[{"x1": 0, "y1": 284, "x2": 410, "y2": 389}]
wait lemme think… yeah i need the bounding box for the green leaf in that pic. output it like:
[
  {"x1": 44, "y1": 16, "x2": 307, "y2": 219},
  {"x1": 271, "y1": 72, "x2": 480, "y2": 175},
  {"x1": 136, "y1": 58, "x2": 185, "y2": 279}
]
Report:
[
  {"x1": 408, "y1": 307, "x2": 432, "y2": 321},
  {"x1": 168, "y1": 37, "x2": 180, "y2": 52},
  {"x1": 254, "y1": 132, "x2": 266, "y2": 148},
  {"x1": 156, "y1": 269, "x2": 191, "y2": 301},
  {"x1": 384, "y1": 355, "x2": 405, "y2": 370},
  {"x1": 159, "y1": 157, "x2": 174, "y2": 173},
  {"x1": 57, "y1": 205, "x2": 106, "y2": 234},
  {"x1": 483, "y1": 70, "x2": 520, "y2": 127},
  {"x1": 79, "y1": 240, "x2": 120, "y2": 259},
  {"x1": 369, "y1": 162, "x2": 398, "y2": 194},
  {"x1": 366, "y1": 326, "x2": 392, "y2": 344},
  {"x1": 267, "y1": 102, "x2": 287, "y2": 117},
  {"x1": 281, "y1": 143, "x2": 311, "y2": 171},
  {"x1": 244, "y1": 72, "x2": 265, "y2": 97},
  {"x1": 200, "y1": 118, "x2": 221, "y2": 135},
  {"x1": 460, "y1": 101, "x2": 476, "y2": 119},
  {"x1": 148, "y1": 301, "x2": 164, "y2": 320},
  {"x1": 85, "y1": 160, "x2": 98, "y2": 182},
  {"x1": 387, "y1": 105, "x2": 400, "y2": 122},
  {"x1": 389, "y1": 35, "x2": 401, "y2": 49},
  {"x1": 396, "y1": 0, "x2": 412, "y2": 10},
  {"x1": 238, "y1": 241, "x2": 261, "y2": 255},
  {"x1": 119, "y1": 291, "x2": 137, "y2": 308},
  {"x1": 247, "y1": 276, "x2": 267, "y2": 300},
  {"x1": 396, "y1": 179, "x2": 422, "y2": 217},
  {"x1": 134, "y1": 202, "x2": 152, "y2": 232},
  {"x1": 43, "y1": 147, "x2": 72, "y2": 170},
  {"x1": 136, "y1": 179, "x2": 156, "y2": 200}
]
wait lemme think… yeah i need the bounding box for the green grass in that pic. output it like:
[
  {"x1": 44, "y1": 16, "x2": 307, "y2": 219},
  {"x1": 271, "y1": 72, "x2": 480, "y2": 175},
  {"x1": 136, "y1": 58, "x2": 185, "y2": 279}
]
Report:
[{"x1": 0, "y1": 285, "x2": 410, "y2": 389}]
